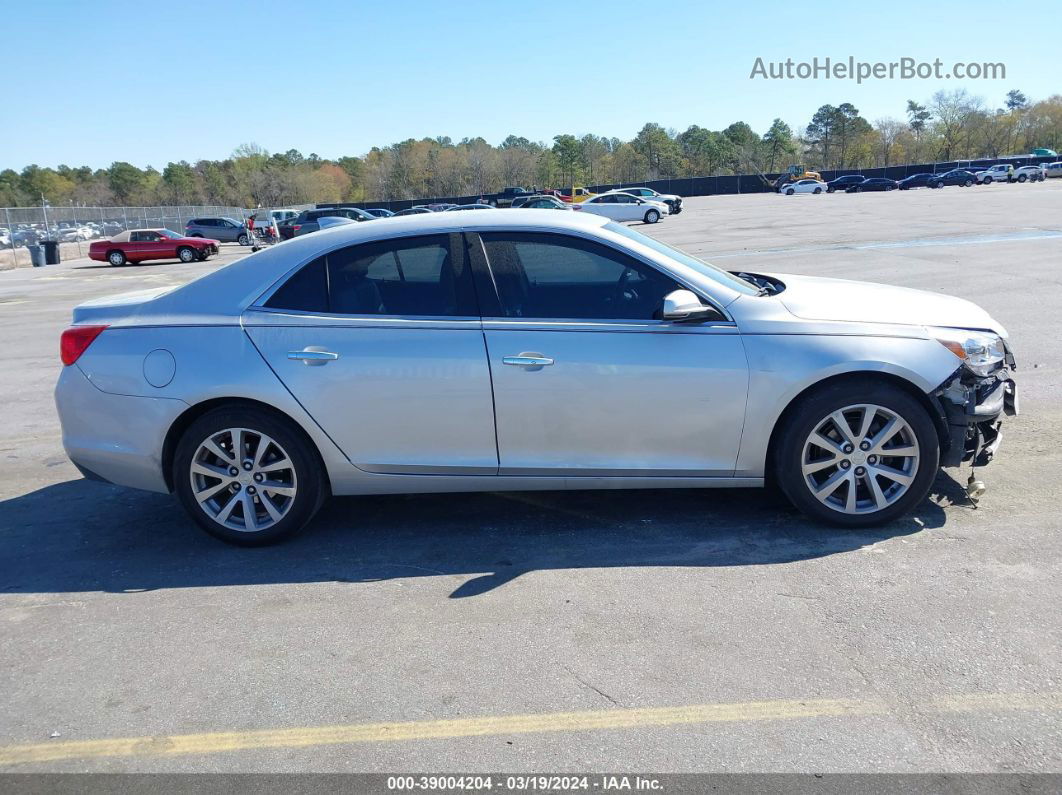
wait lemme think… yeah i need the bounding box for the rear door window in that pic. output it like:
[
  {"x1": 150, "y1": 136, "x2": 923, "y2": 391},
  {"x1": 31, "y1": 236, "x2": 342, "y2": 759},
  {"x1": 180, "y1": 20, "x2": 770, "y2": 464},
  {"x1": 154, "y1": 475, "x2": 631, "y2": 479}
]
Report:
[
  {"x1": 329, "y1": 234, "x2": 475, "y2": 316},
  {"x1": 263, "y1": 234, "x2": 476, "y2": 317}
]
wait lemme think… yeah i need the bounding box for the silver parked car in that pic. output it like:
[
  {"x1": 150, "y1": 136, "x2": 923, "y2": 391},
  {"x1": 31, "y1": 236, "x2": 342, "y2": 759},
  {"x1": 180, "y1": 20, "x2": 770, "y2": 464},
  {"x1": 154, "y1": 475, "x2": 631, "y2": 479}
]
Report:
[
  {"x1": 55, "y1": 210, "x2": 1017, "y2": 545},
  {"x1": 185, "y1": 217, "x2": 250, "y2": 245}
]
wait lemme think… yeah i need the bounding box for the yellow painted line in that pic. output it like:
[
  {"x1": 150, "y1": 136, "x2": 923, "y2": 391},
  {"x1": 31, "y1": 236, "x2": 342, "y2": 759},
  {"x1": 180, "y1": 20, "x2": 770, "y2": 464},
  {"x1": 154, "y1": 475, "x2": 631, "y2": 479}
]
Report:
[{"x1": 1, "y1": 692, "x2": 1059, "y2": 766}]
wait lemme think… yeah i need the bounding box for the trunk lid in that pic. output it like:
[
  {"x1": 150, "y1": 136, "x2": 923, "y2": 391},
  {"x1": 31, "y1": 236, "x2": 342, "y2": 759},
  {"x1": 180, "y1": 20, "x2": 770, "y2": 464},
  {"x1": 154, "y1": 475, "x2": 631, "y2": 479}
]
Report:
[{"x1": 72, "y1": 286, "x2": 177, "y2": 325}]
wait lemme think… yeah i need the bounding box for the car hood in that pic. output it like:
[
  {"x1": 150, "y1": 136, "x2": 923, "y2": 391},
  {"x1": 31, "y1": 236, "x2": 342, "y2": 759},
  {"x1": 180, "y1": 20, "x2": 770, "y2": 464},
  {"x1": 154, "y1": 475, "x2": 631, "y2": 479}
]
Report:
[{"x1": 771, "y1": 273, "x2": 1006, "y2": 336}]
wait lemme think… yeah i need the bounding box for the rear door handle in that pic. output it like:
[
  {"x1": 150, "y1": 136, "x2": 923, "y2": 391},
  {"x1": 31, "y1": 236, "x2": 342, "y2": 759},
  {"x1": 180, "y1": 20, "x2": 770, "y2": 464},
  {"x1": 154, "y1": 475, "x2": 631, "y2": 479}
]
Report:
[
  {"x1": 288, "y1": 349, "x2": 339, "y2": 366},
  {"x1": 502, "y1": 354, "x2": 554, "y2": 368}
]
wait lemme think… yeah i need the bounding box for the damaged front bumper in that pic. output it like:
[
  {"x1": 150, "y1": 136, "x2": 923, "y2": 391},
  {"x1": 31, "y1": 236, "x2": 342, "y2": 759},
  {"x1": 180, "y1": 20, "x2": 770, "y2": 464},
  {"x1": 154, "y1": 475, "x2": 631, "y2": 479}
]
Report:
[{"x1": 933, "y1": 345, "x2": 1018, "y2": 468}]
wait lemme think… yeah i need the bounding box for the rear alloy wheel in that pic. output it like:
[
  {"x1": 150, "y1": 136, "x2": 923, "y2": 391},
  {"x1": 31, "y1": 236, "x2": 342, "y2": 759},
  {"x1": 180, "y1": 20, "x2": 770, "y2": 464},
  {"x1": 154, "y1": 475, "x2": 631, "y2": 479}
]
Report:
[
  {"x1": 177, "y1": 246, "x2": 197, "y2": 263},
  {"x1": 108, "y1": 250, "x2": 126, "y2": 266},
  {"x1": 775, "y1": 381, "x2": 939, "y2": 527},
  {"x1": 174, "y1": 408, "x2": 325, "y2": 545},
  {"x1": 643, "y1": 209, "x2": 661, "y2": 224},
  {"x1": 1017, "y1": 174, "x2": 1027, "y2": 183}
]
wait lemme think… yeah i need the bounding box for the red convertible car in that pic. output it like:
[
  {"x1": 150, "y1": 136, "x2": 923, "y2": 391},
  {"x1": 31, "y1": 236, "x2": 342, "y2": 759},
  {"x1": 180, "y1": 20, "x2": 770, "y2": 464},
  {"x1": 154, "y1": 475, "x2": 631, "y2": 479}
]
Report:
[{"x1": 88, "y1": 228, "x2": 220, "y2": 266}]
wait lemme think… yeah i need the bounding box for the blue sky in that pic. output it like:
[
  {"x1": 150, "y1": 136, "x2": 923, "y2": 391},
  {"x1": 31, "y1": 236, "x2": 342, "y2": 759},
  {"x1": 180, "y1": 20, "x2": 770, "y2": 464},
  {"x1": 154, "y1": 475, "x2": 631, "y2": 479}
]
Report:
[{"x1": 2, "y1": 0, "x2": 1058, "y2": 169}]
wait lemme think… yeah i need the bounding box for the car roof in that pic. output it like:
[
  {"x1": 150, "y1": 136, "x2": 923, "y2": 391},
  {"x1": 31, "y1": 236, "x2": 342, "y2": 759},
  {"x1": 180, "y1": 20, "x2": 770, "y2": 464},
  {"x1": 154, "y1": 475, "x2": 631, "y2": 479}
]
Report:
[
  {"x1": 143, "y1": 209, "x2": 612, "y2": 323},
  {"x1": 109, "y1": 228, "x2": 169, "y2": 241}
]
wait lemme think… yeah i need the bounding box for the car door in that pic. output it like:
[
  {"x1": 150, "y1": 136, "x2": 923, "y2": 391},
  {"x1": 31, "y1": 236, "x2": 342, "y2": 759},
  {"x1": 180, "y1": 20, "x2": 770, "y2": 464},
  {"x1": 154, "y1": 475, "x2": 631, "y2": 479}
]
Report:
[
  {"x1": 243, "y1": 232, "x2": 498, "y2": 475},
  {"x1": 125, "y1": 231, "x2": 152, "y2": 261},
  {"x1": 582, "y1": 195, "x2": 618, "y2": 219},
  {"x1": 224, "y1": 219, "x2": 245, "y2": 241},
  {"x1": 472, "y1": 230, "x2": 749, "y2": 476},
  {"x1": 139, "y1": 230, "x2": 171, "y2": 259},
  {"x1": 611, "y1": 193, "x2": 641, "y2": 220}
]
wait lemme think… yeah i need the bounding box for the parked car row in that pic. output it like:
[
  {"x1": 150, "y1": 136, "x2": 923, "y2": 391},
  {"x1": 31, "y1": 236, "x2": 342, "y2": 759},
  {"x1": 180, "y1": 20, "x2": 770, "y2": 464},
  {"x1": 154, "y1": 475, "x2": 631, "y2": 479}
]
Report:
[
  {"x1": 783, "y1": 162, "x2": 1056, "y2": 196},
  {"x1": 280, "y1": 186, "x2": 687, "y2": 236},
  {"x1": 0, "y1": 220, "x2": 127, "y2": 248}
]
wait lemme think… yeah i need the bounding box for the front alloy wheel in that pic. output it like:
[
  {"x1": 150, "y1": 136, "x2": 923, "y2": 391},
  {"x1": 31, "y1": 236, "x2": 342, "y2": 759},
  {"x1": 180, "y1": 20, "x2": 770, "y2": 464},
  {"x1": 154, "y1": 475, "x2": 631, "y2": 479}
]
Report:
[
  {"x1": 800, "y1": 404, "x2": 919, "y2": 515},
  {"x1": 775, "y1": 381, "x2": 939, "y2": 527}
]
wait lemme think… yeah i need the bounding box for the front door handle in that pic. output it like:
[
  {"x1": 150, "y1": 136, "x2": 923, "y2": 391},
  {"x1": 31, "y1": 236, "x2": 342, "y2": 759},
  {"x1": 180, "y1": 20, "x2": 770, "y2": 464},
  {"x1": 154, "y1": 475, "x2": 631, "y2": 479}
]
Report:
[
  {"x1": 288, "y1": 349, "x2": 339, "y2": 366},
  {"x1": 502, "y1": 354, "x2": 554, "y2": 368}
]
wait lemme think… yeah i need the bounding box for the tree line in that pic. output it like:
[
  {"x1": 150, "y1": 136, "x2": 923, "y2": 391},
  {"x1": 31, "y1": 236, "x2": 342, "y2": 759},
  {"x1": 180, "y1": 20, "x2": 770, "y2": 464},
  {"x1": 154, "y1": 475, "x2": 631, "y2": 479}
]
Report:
[{"x1": 2, "y1": 89, "x2": 1060, "y2": 208}]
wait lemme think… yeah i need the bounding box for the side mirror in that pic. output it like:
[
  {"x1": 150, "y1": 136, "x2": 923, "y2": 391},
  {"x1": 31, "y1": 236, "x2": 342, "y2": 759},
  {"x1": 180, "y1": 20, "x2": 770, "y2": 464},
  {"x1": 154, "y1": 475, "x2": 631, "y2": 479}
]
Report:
[{"x1": 661, "y1": 289, "x2": 718, "y2": 323}]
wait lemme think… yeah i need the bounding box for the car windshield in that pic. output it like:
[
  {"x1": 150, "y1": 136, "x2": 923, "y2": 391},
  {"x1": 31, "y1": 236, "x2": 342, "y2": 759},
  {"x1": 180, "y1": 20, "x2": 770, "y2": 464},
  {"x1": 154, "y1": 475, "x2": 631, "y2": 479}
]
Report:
[
  {"x1": 157, "y1": 229, "x2": 182, "y2": 239},
  {"x1": 604, "y1": 222, "x2": 760, "y2": 296}
]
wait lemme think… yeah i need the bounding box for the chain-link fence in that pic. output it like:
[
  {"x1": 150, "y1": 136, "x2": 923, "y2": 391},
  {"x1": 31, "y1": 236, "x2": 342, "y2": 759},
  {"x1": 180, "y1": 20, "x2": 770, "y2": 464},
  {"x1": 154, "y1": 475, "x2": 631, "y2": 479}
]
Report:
[{"x1": 0, "y1": 204, "x2": 256, "y2": 269}]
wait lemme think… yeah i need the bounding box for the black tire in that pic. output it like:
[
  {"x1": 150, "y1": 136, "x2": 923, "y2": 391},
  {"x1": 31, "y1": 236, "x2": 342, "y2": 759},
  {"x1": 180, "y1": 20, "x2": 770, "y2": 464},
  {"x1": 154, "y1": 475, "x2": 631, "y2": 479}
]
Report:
[
  {"x1": 197, "y1": 250, "x2": 211, "y2": 261},
  {"x1": 237, "y1": 233, "x2": 250, "y2": 246},
  {"x1": 963, "y1": 179, "x2": 972, "y2": 187},
  {"x1": 855, "y1": 186, "x2": 863, "y2": 192},
  {"x1": 774, "y1": 379, "x2": 940, "y2": 528},
  {"x1": 189, "y1": 233, "x2": 204, "y2": 238},
  {"x1": 1017, "y1": 174, "x2": 1027, "y2": 183},
  {"x1": 177, "y1": 246, "x2": 197, "y2": 263},
  {"x1": 813, "y1": 187, "x2": 822, "y2": 194},
  {"x1": 785, "y1": 188, "x2": 795, "y2": 195},
  {"x1": 173, "y1": 407, "x2": 326, "y2": 546},
  {"x1": 983, "y1": 176, "x2": 993, "y2": 185},
  {"x1": 107, "y1": 249, "x2": 126, "y2": 267},
  {"x1": 643, "y1": 208, "x2": 661, "y2": 223}
]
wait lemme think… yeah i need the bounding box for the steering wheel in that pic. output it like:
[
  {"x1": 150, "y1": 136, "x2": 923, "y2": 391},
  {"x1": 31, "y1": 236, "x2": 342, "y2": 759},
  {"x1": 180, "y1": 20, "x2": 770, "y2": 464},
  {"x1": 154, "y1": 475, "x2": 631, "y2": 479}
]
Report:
[{"x1": 610, "y1": 267, "x2": 640, "y2": 307}]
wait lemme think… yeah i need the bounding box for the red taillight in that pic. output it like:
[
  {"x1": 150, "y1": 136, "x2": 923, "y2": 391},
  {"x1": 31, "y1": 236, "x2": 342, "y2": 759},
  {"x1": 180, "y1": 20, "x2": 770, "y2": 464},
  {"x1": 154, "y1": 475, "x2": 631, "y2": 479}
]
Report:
[
  {"x1": 292, "y1": 224, "x2": 301, "y2": 231},
  {"x1": 60, "y1": 325, "x2": 108, "y2": 366}
]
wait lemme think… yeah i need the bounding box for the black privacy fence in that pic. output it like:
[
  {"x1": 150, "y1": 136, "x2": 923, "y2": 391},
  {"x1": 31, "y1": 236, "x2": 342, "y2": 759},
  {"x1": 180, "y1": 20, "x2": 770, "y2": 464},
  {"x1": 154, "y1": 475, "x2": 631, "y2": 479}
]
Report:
[{"x1": 318, "y1": 155, "x2": 1058, "y2": 212}]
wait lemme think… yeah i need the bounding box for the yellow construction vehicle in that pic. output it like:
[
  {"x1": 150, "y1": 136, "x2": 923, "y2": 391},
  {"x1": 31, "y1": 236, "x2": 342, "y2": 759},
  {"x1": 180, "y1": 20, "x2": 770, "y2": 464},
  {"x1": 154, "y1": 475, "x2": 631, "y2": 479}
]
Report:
[{"x1": 772, "y1": 164, "x2": 822, "y2": 192}]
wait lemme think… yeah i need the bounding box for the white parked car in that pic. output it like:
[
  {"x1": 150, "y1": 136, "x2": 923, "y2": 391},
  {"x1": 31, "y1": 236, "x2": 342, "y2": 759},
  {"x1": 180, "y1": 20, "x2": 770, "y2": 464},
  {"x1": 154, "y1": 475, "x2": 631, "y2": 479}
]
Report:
[
  {"x1": 975, "y1": 164, "x2": 1014, "y2": 184},
  {"x1": 1012, "y1": 164, "x2": 1046, "y2": 183},
  {"x1": 782, "y1": 179, "x2": 828, "y2": 195},
  {"x1": 1044, "y1": 162, "x2": 1062, "y2": 178},
  {"x1": 618, "y1": 187, "x2": 684, "y2": 214},
  {"x1": 574, "y1": 192, "x2": 669, "y2": 223}
]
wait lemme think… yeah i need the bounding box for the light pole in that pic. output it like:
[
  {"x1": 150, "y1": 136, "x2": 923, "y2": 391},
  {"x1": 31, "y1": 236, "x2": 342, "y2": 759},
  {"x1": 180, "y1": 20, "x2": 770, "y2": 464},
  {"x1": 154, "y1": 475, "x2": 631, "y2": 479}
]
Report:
[{"x1": 41, "y1": 194, "x2": 50, "y2": 239}]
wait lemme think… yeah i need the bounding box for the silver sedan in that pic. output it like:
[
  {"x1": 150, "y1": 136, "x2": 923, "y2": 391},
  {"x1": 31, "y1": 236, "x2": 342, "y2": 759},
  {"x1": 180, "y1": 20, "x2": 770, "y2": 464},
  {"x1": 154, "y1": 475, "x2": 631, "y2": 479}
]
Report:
[{"x1": 55, "y1": 210, "x2": 1017, "y2": 544}]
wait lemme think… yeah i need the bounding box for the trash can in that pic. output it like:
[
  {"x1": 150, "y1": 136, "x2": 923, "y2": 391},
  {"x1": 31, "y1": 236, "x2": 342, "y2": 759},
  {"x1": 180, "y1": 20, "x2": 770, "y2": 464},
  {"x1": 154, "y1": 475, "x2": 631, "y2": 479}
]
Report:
[
  {"x1": 27, "y1": 244, "x2": 45, "y2": 267},
  {"x1": 42, "y1": 239, "x2": 60, "y2": 265}
]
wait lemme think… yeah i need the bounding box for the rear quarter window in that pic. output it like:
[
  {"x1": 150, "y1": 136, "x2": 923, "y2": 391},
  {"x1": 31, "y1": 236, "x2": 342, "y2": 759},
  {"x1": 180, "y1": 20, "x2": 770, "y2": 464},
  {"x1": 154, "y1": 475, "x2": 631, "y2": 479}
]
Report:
[{"x1": 263, "y1": 257, "x2": 328, "y2": 313}]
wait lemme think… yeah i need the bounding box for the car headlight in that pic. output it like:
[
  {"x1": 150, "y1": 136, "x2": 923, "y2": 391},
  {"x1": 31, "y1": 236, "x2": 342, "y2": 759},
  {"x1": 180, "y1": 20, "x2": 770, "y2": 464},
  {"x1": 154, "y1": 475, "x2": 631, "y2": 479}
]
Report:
[{"x1": 930, "y1": 327, "x2": 1005, "y2": 375}]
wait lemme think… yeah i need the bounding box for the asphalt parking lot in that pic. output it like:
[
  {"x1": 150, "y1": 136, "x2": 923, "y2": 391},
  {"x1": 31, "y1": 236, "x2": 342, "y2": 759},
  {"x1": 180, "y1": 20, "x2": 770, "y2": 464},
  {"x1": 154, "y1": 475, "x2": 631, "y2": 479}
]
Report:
[{"x1": 0, "y1": 186, "x2": 1060, "y2": 773}]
